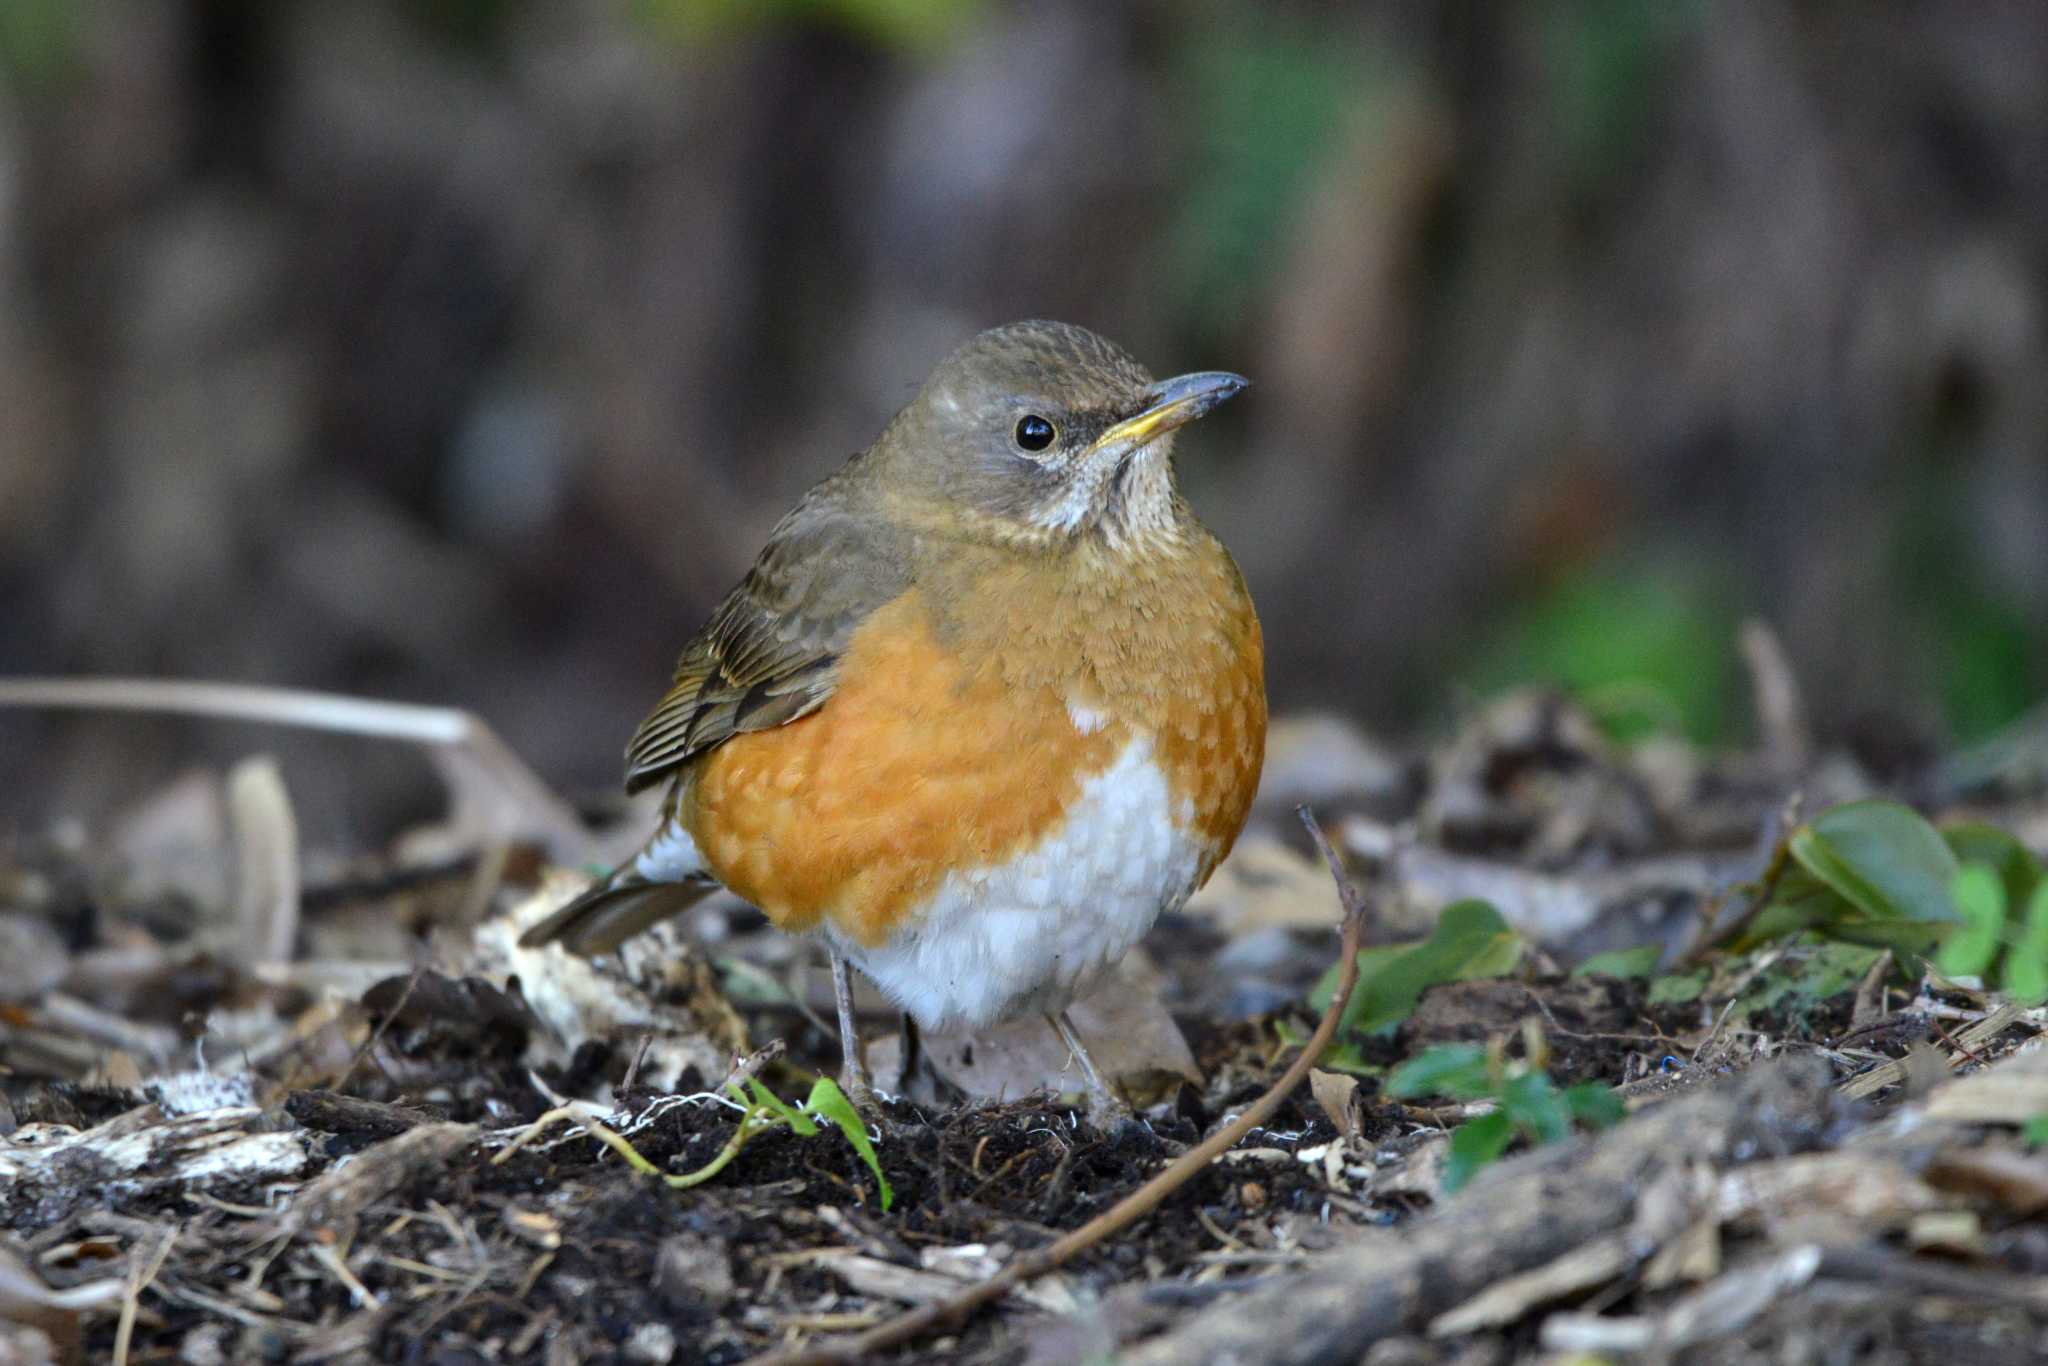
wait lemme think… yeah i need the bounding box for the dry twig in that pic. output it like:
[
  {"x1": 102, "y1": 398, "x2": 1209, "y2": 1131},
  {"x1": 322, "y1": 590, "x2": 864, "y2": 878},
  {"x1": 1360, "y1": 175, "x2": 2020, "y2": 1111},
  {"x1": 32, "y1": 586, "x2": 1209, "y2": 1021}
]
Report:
[
  {"x1": 111, "y1": 1229, "x2": 177, "y2": 1366},
  {"x1": 0, "y1": 676, "x2": 590, "y2": 860},
  {"x1": 1678, "y1": 797, "x2": 1800, "y2": 968}
]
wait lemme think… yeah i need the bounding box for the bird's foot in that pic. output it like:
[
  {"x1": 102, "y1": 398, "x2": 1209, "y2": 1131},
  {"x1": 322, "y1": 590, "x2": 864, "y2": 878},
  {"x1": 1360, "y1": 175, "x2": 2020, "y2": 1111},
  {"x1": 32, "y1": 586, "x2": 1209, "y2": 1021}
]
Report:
[
  {"x1": 838, "y1": 1070, "x2": 882, "y2": 1116},
  {"x1": 1085, "y1": 1088, "x2": 1136, "y2": 1133}
]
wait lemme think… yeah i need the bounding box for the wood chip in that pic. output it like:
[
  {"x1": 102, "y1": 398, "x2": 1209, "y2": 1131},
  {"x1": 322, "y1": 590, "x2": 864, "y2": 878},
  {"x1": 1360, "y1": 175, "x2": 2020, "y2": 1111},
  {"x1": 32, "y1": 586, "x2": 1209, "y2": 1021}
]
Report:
[
  {"x1": 1429, "y1": 1233, "x2": 1634, "y2": 1336},
  {"x1": 271, "y1": 1123, "x2": 478, "y2": 1240},
  {"x1": 1923, "y1": 1041, "x2": 2048, "y2": 1125},
  {"x1": 1713, "y1": 1153, "x2": 1942, "y2": 1227},
  {"x1": 0, "y1": 1105, "x2": 307, "y2": 1195},
  {"x1": 1542, "y1": 1244, "x2": 1822, "y2": 1354},
  {"x1": 1925, "y1": 1145, "x2": 2048, "y2": 1213}
]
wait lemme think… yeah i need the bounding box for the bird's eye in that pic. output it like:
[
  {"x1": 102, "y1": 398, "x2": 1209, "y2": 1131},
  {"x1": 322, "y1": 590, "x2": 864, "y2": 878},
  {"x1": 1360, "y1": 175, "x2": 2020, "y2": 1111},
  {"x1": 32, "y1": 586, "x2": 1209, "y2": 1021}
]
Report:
[{"x1": 1013, "y1": 414, "x2": 1057, "y2": 453}]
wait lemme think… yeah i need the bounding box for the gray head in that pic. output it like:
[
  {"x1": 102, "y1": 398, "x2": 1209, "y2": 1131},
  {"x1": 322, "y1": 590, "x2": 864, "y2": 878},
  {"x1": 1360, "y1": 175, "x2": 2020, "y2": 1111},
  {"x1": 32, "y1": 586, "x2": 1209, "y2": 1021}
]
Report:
[{"x1": 875, "y1": 320, "x2": 1246, "y2": 547}]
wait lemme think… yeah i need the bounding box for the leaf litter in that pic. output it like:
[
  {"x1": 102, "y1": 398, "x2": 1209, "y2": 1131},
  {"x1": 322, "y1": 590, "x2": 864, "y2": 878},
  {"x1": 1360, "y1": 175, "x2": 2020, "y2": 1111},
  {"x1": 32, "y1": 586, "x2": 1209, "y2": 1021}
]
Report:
[{"x1": 4, "y1": 647, "x2": 2048, "y2": 1362}]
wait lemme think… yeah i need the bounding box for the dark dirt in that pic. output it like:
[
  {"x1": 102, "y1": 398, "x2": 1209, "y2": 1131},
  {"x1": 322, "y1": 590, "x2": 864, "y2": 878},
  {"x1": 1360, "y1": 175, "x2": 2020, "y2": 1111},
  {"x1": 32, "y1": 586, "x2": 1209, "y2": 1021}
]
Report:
[
  {"x1": 28, "y1": 1081, "x2": 1361, "y2": 1364},
  {"x1": 10, "y1": 705, "x2": 2048, "y2": 1363}
]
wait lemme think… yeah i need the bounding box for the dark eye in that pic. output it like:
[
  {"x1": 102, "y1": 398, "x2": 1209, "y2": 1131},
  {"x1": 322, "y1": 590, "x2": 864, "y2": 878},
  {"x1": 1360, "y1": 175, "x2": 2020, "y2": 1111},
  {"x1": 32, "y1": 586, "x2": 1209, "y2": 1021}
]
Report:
[{"x1": 1014, "y1": 414, "x2": 1056, "y2": 452}]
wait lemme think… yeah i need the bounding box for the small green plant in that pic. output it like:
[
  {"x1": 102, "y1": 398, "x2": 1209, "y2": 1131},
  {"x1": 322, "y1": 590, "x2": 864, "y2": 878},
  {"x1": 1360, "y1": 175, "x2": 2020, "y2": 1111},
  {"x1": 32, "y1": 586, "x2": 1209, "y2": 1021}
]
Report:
[
  {"x1": 1310, "y1": 899, "x2": 1524, "y2": 1037},
  {"x1": 1572, "y1": 945, "x2": 1661, "y2": 980},
  {"x1": 582, "y1": 1075, "x2": 893, "y2": 1211},
  {"x1": 1294, "y1": 898, "x2": 1523, "y2": 1076},
  {"x1": 1385, "y1": 1037, "x2": 1624, "y2": 1193},
  {"x1": 1711, "y1": 801, "x2": 2048, "y2": 1003},
  {"x1": 1937, "y1": 862, "x2": 2048, "y2": 1003}
]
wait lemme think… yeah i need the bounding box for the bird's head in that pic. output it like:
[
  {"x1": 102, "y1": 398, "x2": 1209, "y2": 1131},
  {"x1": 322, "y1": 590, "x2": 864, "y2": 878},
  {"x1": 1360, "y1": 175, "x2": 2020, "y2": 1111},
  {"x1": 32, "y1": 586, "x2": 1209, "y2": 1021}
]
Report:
[{"x1": 876, "y1": 320, "x2": 1246, "y2": 550}]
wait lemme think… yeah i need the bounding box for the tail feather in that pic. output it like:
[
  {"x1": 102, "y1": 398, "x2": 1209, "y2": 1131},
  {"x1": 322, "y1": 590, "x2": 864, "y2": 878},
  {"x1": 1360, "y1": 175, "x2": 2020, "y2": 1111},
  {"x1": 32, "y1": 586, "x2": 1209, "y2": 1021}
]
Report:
[
  {"x1": 519, "y1": 811, "x2": 718, "y2": 954},
  {"x1": 518, "y1": 873, "x2": 718, "y2": 954}
]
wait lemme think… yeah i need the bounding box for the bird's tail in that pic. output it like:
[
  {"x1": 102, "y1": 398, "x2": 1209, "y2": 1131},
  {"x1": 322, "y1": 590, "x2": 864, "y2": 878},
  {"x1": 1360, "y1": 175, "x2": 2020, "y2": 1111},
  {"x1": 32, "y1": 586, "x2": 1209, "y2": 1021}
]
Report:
[{"x1": 518, "y1": 815, "x2": 719, "y2": 955}]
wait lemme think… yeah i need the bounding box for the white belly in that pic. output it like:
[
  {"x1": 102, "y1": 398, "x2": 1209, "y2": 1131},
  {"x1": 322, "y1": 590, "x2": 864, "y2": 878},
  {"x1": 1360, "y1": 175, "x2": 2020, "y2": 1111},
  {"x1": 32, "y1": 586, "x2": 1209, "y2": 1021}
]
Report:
[{"x1": 829, "y1": 732, "x2": 1206, "y2": 1032}]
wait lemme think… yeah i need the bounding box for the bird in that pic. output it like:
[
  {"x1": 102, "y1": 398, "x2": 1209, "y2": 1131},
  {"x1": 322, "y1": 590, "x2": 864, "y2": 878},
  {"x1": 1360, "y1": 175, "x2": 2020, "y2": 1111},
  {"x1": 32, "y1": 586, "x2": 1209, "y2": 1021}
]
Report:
[{"x1": 521, "y1": 320, "x2": 1265, "y2": 1119}]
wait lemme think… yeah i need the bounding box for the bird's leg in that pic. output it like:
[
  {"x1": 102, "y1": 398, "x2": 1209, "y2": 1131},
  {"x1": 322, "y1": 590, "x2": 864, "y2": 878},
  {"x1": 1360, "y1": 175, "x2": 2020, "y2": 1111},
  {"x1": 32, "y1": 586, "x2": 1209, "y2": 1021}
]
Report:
[
  {"x1": 896, "y1": 1011, "x2": 922, "y2": 1096},
  {"x1": 829, "y1": 948, "x2": 877, "y2": 1110},
  {"x1": 1048, "y1": 1011, "x2": 1131, "y2": 1125}
]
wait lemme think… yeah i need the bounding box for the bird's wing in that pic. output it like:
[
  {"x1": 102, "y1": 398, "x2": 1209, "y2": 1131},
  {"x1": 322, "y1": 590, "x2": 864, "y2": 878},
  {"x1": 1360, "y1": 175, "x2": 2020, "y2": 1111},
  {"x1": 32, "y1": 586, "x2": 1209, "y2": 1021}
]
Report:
[{"x1": 623, "y1": 473, "x2": 910, "y2": 793}]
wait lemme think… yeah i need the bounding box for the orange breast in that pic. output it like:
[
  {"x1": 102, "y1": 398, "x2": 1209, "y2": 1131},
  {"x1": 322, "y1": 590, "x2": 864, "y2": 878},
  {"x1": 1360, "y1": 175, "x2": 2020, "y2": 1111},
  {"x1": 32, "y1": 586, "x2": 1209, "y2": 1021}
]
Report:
[{"x1": 683, "y1": 544, "x2": 1265, "y2": 948}]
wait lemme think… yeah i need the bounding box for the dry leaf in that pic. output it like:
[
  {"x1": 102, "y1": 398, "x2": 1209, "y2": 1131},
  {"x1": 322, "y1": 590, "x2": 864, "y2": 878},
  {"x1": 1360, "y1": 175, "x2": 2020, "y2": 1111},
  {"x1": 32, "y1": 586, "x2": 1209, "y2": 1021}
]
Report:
[
  {"x1": 227, "y1": 754, "x2": 299, "y2": 967},
  {"x1": 1308, "y1": 1068, "x2": 1360, "y2": 1139},
  {"x1": 1922, "y1": 1036, "x2": 2048, "y2": 1124},
  {"x1": 473, "y1": 874, "x2": 745, "y2": 1090},
  {"x1": 1184, "y1": 837, "x2": 1343, "y2": 935}
]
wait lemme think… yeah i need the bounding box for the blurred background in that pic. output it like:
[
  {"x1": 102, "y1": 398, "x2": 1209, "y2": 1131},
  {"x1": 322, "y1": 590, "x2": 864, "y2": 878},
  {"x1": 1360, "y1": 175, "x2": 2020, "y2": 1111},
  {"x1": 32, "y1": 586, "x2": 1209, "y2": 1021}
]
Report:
[{"x1": 3, "y1": 0, "x2": 2045, "y2": 851}]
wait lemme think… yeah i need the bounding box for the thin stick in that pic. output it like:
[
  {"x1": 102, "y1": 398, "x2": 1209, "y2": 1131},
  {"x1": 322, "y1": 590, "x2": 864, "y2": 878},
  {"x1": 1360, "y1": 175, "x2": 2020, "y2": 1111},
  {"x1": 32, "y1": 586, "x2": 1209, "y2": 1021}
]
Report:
[
  {"x1": 745, "y1": 805, "x2": 1370, "y2": 1366},
  {"x1": 0, "y1": 675, "x2": 589, "y2": 858},
  {"x1": 112, "y1": 1229, "x2": 178, "y2": 1366},
  {"x1": 1677, "y1": 796, "x2": 1800, "y2": 968},
  {"x1": 0, "y1": 676, "x2": 473, "y2": 742},
  {"x1": 332, "y1": 966, "x2": 421, "y2": 1095}
]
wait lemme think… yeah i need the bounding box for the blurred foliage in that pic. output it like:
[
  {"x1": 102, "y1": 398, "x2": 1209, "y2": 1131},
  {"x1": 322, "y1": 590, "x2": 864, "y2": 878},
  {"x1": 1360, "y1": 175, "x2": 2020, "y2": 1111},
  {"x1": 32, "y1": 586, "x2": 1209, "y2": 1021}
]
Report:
[
  {"x1": 633, "y1": 0, "x2": 981, "y2": 52},
  {"x1": 1466, "y1": 555, "x2": 1735, "y2": 745},
  {"x1": 404, "y1": 0, "x2": 528, "y2": 50},
  {"x1": 1168, "y1": 21, "x2": 1366, "y2": 340},
  {"x1": 1737, "y1": 800, "x2": 1960, "y2": 955},
  {"x1": 1538, "y1": 0, "x2": 1699, "y2": 186},
  {"x1": 4, "y1": 1, "x2": 2044, "y2": 831},
  {"x1": 1642, "y1": 940, "x2": 1883, "y2": 1031},
  {"x1": 1715, "y1": 800, "x2": 2048, "y2": 1003},
  {"x1": 1732, "y1": 941, "x2": 1886, "y2": 1027},
  {"x1": 1937, "y1": 850, "x2": 2048, "y2": 1005},
  {"x1": 1893, "y1": 479, "x2": 2043, "y2": 742},
  {"x1": 1386, "y1": 1041, "x2": 1624, "y2": 1192},
  {"x1": 1936, "y1": 592, "x2": 2043, "y2": 745},
  {"x1": 1572, "y1": 945, "x2": 1659, "y2": 979},
  {"x1": 1311, "y1": 899, "x2": 1523, "y2": 1038},
  {"x1": 0, "y1": 0, "x2": 78, "y2": 85},
  {"x1": 1646, "y1": 967, "x2": 1707, "y2": 1005}
]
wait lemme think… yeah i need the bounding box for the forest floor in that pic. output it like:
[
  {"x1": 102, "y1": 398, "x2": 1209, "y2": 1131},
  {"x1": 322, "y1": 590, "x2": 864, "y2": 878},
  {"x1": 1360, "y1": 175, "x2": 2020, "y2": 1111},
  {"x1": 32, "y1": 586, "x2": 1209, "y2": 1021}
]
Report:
[{"x1": 7, "y1": 670, "x2": 2048, "y2": 1364}]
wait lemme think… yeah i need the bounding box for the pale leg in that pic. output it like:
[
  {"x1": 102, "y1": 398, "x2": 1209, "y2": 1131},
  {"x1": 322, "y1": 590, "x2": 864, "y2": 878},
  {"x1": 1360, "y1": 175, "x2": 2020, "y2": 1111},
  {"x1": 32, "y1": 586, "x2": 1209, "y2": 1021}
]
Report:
[
  {"x1": 1048, "y1": 1011, "x2": 1130, "y2": 1122},
  {"x1": 830, "y1": 948, "x2": 876, "y2": 1107}
]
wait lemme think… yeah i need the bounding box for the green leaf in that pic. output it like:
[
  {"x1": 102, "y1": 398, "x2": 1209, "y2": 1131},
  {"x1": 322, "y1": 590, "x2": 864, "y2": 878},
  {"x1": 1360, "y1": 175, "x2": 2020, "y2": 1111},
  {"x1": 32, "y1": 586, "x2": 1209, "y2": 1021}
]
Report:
[
  {"x1": 1647, "y1": 968, "x2": 1709, "y2": 1005},
  {"x1": 1462, "y1": 556, "x2": 1735, "y2": 744},
  {"x1": 1386, "y1": 1044, "x2": 1491, "y2": 1101},
  {"x1": 1733, "y1": 941, "x2": 1886, "y2": 1023},
  {"x1": 1307, "y1": 945, "x2": 1407, "y2": 1014},
  {"x1": 1787, "y1": 800, "x2": 1962, "y2": 926},
  {"x1": 2005, "y1": 881, "x2": 2048, "y2": 1006},
  {"x1": 1443, "y1": 1110, "x2": 1515, "y2": 1193},
  {"x1": 1937, "y1": 864, "x2": 2006, "y2": 980},
  {"x1": 1312, "y1": 901, "x2": 1525, "y2": 1036},
  {"x1": 743, "y1": 1079, "x2": 817, "y2": 1136},
  {"x1": 1571, "y1": 946, "x2": 1661, "y2": 979},
  {"x1": 1501, "y1": 1072, "x2": 1570, "y2": 1145},
  {"x1": 1733, "y1": 864, "x2": 1844, "y2": 949},
  {"x1": 1169, "y1": 28, "x2": 1363, "y2": 341},
  {"x1": 1942, "y1": 823, "x2": 2046, "y2": 909},
  {"x1": 1563, "y1": 1082, "x2": 1626, "y2": 1129},
  {"x1": 804, "y1": 1078, "x2": 893, "y2": 1212},
  {"x1": 1804, "y1": 942, "x2": 1888, "y2": 996},
  {"x1": 1312, "y1": 1041, "x2": 1385, "y2": 1077},
  {"x1": 2023, "y1": 1115, "x2": 2048, "y2": 1150}
]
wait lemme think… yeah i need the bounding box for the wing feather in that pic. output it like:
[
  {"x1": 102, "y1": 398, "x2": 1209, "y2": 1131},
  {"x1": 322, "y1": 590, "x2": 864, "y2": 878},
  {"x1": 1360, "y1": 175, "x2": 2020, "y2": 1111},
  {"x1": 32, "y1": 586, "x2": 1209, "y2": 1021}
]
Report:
[{"x1": 622, "y1": 471, "x2": 908, "y2": 793}]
